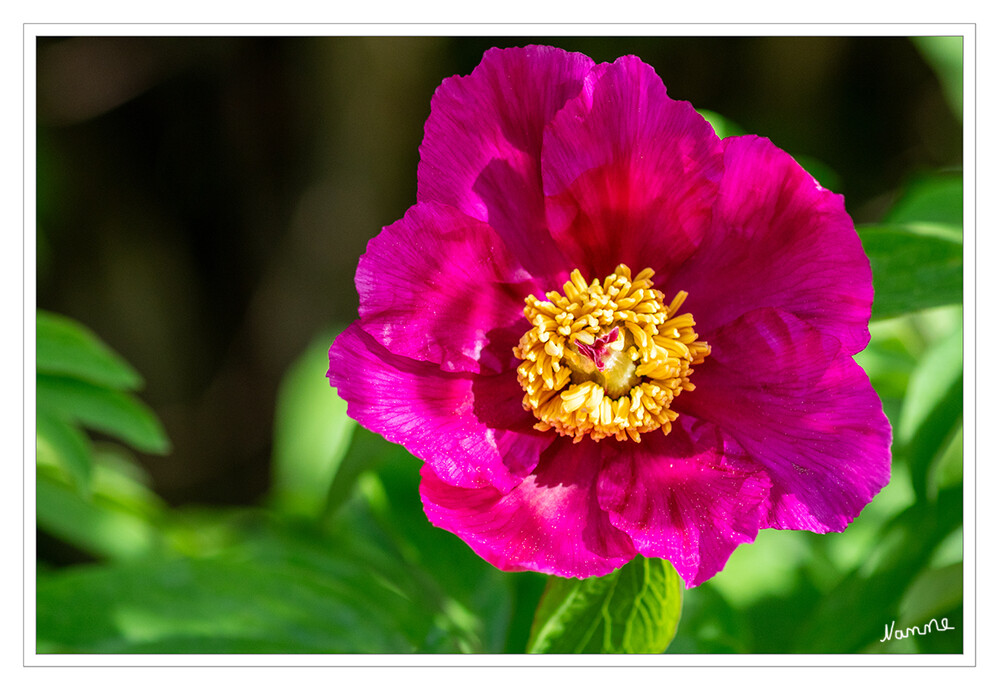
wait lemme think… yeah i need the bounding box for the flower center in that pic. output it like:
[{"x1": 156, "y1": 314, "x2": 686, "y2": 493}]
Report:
[{"x1": 513, "y1": 264, "x2": 710, "y2": 443}]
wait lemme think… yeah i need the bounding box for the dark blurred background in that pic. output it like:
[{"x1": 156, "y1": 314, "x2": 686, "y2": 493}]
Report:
[{"x1": 35, "y1": 35, "x2": 962, "y2": 518}]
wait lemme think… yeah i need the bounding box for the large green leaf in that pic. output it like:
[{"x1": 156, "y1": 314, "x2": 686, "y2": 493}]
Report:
[
  {"x1": 270, "y1": 328, "x2": 356, "y2": 517},
  {"x1": 858, "y1": 224, "x2": 962, "y2": 320},
  {"x1": 36, "y1": 373, "x2": 170, "y2": 454},
  {"x1": 36, "y1": 310, "x2": 142, "y2": 390},
  {"x1": 527, "y1": 557, "x2": 683, "y2": 654},
  {"x1": 36, "y1": 554, "x2": 417, "y2": 653}
]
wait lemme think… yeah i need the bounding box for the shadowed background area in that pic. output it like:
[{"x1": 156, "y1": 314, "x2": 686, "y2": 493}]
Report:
[{"x1": 35, "y1": 35, "x2": 961, "y2": 545}]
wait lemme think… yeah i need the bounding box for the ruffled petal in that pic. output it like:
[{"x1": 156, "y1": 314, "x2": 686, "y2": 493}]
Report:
[
  {"x1": 675, "y1": 308, "x2": 892, "y2": 532},
  {"x1": 417, "y1": 45, "x2": 594, "y2": 279},
  {"x1": 542, "y1": 55, "x2": 724, "y2": 281},
  {"x1": 669, "y1": 135, "x2": 873, "y2": 354},
  {"x1": 420, "y1": 437, "x2": 636, "y2": 579},
  {"x1": 596, "y1": 419, "x2": 770, "y2": 587},
  {"x1": 357, "y1": 201, "x2": 536, "y2": 375},
  {"x1": 328, "y1": 324, "x2": 551, "y2": 492}
]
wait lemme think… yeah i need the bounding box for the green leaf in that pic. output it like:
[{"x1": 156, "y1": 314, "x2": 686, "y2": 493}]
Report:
[
  {"x1": 899, "y1": 562, "x2": 963, "y2": 628},
  {"x1": 322, "y1": 426, "x2": 400, "y2": 519},
  {"x1": 36, "y1": 408, "x2": 94, "y2": 492},
  {"x1": 36, "y1": 465, "x2": 161, "y2": 561},
  {"x1": 504, "y1": 572, "x2": 548, "y2": 653},
  {"x1": 931, "y1": 423, "x2": 964, "y2": 494},
  {"x1": 36, "y1": 310, "x2": 142, "y2": 390},
  {"x1": 527, "y1": 557, "x2": 683, "y2": 654},
  {"x1": 912, "y1": 37, "x2": 963, "y2": 119},
  {"x1": 356, "y1": 444, "x2": 519, "y2": 653},
  {"x1": 882, "y1": 173, "x2": 962, "y2": 238},
  {"x1": 854, "y1": 323, "x2": 919, "y2": 408},
  {"x1": 696, "y1": 109, "x2": 745, "y2": 139},
  {"x1": 793, "y1": 485, "x2": 961, "y2": 652},
  {"x1": 270, "y1": 328, "x2": 356, "y2": 517},
  {"x1": 36, "y1": 555, "x2": 418, "y2": 653},
  {"x1": 858, "y1": 224, "x2": 962, "y2": 320},
  {"x1": 898, "y1": 323, "x2": 963, "y2": 500},
  {"x1": 666, "y1": 582, "x2": 750, "y2": 653},
  {"x1": 37, "y1": 503, "x2": 484, "y2": 653},
  {"x1": 37, "y1": 373, "x2": 170, "y2": 454}
]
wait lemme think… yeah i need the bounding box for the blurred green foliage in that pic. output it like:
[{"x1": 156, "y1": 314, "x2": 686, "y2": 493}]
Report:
[
  {"x1": 912, "y1": 36, "x2": 963, "y2": 118},
  {"x1": 37, "y1": 311, "x2": 171, "y2": 561},
  {"x1": 35, "y1": 36, "x2": 964, "y2": 655},
  {"x1": 269, "y1": 328, "x2": 355, "y2": 518}
]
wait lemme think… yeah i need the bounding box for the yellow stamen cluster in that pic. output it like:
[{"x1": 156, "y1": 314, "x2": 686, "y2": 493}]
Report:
[{"x1": 513, "y1": 264, "x2": 710, "y2": 443}]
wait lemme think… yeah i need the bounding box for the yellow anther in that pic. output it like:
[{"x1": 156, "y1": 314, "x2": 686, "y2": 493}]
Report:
[{"x1": 512, "y1": 265, "x2": 710, "y2": 443}]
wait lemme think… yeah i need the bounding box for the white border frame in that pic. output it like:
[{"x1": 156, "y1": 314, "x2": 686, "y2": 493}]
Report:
[{"x1": 21, "y1": 22, "x2": 978, "y2": 671}]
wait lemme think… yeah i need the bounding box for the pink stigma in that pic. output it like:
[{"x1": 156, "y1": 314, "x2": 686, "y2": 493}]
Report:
[{"x1": 575, "y1": 326, "x2": 620, "y2": 371}]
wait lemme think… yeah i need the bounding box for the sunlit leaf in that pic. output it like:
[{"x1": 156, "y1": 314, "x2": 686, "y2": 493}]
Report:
[
  {"x1": 322, "y1": 426, "x2": 401, "y2": 518},
  {"x1": 527, "y1": 556, "x2": 683, "y2": 654},
  {"x1": 707, "y1": 530, "x2": 809, "y2": 608},
  {"x1": 899, "y1": 562, "x2": 962, "y2": 628},
  {"x1": 36, "y1": 310, "x2": 142, "y2": 390},
  {"x1": 696, "y1": 109, "x2": 745, "y2": 139},
  {"x1": 160, "y1": 481, "x2": 513, "y2": 655},
  {"x1": 898, "y1": 322, "x2": 962, "y2": 500},
  {"x1": 356, "y1": 444, "x2": 519, "y2": 653},
  {"x1": 882, "y1": 172, "x2": 962, "y2": 238},
  {"x1": 930, "y1": 424, "x2": 963, "y2": 495},
  {"x1": 270, "y1": 328, "x2": 356, "y2": 517},
  {"x1": 37, "y1": 373, "x2": 170, "y2": 454},
  {"x1": 36, "y1": 408, "x2": 93, "y2": 492},
  {"x1": 36, "y1": 555, "x2": 417, "y2": 653},
  {"x1": 36, "y1": 464, "x2": 161, "y2": 561},
  {"x1": 912, "y1": 37, "x2": 963, "y2": 118},
  {"x1": 858, "y1": 225, "x2": 962, "y2": 320},
  {"x1": 37, "y1": 502, "x2": 496, "y2": 653}
]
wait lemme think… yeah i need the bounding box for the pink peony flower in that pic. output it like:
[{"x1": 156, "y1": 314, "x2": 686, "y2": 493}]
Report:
[{"x1": 328, "y1": 45, "x2": 891, "y2": 586}]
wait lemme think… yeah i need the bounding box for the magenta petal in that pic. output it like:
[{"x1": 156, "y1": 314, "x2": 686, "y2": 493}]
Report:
[
  {"x1": 417, "y1": 45, "x2": 594, "y2": 279},
  {"x1": 357, "y1": 201, "x2": 535, "y2": 375},
  {"x1": 670, "y1": 135, "x2": 873, "y2": 354},
  {"x1": 597, "y1": 420, "x2": 770, "y2": 587},
  {"x1": 420, "y1": 438, "x2": 637, "y2": 579},
  {"x1": 328, "y1": 323, "x2": 551, "y2": 492},
  {"x1": 676, "y1": 308, "x2": 892, "y2": 532},
  {"x1": 330, "y1": 45, "x2": 890, "y2": 587},
  {"x1": 542, "y1": 55, "x2": 723, "y2": 279}
]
